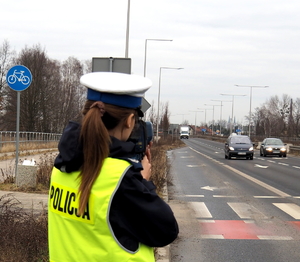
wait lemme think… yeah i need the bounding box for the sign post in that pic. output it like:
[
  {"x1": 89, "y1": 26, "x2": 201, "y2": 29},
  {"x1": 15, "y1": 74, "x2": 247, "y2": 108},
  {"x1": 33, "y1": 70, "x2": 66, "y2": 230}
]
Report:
[
  {"x1": 6, "y1": 65, "x2": 32, "y2": 181},
  {"x1": 92, "y1": 57, "x2": 151, "y2": 113}
]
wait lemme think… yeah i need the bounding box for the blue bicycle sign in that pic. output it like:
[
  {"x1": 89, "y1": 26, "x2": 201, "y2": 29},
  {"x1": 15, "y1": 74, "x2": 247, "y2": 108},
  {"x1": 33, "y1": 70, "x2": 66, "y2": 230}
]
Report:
[{"x1": 6, "y1": 65, "x2": 32, "y2": 91}]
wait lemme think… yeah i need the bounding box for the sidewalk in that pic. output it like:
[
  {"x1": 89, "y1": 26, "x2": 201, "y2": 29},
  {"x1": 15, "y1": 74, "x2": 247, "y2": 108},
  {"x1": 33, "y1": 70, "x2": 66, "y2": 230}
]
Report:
[{"x1": 0, "y1": 190, "x2": 48, "y2": 214}]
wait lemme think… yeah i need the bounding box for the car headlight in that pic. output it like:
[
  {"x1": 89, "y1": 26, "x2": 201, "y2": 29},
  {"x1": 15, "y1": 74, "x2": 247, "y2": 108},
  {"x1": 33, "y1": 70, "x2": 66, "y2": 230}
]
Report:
[
  {"x1": 280, "y1": 148, "x2": 286, "y2": 152},
  {"x1": 266, "y1": 147, "x2": 273, "y2": 151},
  {"x1": 249, "y1": 147, "x2": 253, "y2": 151},
  {"x1": 229, "y1": 146, "x2": 235, "y2": 151}
]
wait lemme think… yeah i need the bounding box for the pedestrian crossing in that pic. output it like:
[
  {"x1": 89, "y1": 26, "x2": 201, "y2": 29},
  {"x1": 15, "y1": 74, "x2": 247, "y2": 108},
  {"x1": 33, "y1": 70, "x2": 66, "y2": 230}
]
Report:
[{"x1": 188, "y1": 201, "x2": 300, "y2": 240}]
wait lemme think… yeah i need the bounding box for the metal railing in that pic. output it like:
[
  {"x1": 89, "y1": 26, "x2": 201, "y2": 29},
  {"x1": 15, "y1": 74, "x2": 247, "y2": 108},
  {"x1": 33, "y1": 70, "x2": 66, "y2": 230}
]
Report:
[
  {"x1": 289, "y1": 146, "x2": 300, "y2": 155},
  {"x1": 0, "y1": 131, "x2": 62, "y2": 148}
]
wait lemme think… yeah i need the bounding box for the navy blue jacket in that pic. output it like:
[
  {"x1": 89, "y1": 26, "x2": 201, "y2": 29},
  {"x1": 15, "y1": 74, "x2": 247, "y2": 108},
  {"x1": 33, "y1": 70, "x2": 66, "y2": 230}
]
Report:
[{"x1": 54, "y1": 121, "x2": 179, "y2": 251}]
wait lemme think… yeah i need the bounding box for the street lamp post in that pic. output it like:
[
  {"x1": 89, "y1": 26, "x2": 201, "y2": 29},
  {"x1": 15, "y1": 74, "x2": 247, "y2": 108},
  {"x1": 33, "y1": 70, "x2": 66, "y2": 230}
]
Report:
[
  {"x1": 235, "y1": 85, "x2": 269, "y2": 137},
  {"x1": 211, "y1": 100, "x2": 231, "y2": 135},
  {"x1": 189, "y1": 110, "x2": 203, "y2": 136},
  {"x1": 204, "y1": 104, "x2": 220, "y2": 135},
  {"x1": 156, "y1": 67, "x2": 184, "y2": 142},
  {"x1": 144, "y1": 39, "x2": 173, "y2": 77},
  {"x1": 125, "y1": 0, "x2": 130, "y2": 58},
  {"x1": 198, "y1": 108, "x2": 212, "y2": 128},
  {"x1": 220, "y1": 93, "x2": 247, "y2": 135},
  {"x1": 177, "y1": 113, "x2": 189, "y2": 124}
]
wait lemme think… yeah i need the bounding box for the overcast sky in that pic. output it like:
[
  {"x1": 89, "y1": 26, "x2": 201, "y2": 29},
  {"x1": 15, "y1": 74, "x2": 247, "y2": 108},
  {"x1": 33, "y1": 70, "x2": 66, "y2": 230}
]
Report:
[{"x1": 1, "y1": 0, "x2": 300, "y2": 126}]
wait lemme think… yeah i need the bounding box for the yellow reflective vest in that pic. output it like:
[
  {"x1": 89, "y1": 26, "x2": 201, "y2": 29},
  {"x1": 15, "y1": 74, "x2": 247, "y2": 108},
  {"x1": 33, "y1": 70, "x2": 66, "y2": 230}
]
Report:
[{"x1": 48, "y1": 157, "x2": 155, "y2": 262}]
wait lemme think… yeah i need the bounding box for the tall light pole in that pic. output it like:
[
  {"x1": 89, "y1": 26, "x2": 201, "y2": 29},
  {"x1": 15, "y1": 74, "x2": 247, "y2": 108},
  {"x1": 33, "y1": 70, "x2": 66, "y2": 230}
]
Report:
[
  {"x1": 189, "y1": 110, "x2": 203, "y2": 136},
  {"x1": 144, "y1": 39, "x2": 173, "y2": 77},
  {"x1": 177, "y1": 113, "x2": 189, "y2": 124},
  {"x1": 125, "y1": 0, "x2": 130, "y2": 58},
  {"x1": 220, "y1": 93, "x2": 247, "y2": 135},
  {"x1": 235, "y1": 85, "x2": 269, "y2": 137},
  {"x1": 198, "y1": 108, "x2": 212, "y2": 128},
  {"x1": 204, "y1": 104, "x2": 220, "y2": 135},
  {"x1": 156, "y1": 67, "x2": 184, "y2": 142},
  {"x1": 211, "y1": 100, "x2": 231, "y2": 135}
]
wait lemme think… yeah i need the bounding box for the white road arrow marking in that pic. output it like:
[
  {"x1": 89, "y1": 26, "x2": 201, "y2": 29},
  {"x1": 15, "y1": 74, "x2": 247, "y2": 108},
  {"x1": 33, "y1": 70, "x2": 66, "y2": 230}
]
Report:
[{"x1": 201, "y1": 186, "x2": 216, "y2": 191}]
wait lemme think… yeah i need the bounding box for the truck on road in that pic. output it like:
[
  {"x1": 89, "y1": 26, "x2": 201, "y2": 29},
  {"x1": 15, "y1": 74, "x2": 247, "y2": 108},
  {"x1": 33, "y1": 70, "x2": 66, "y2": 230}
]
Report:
[{"x1": 180, "y1": 126, "x2": 189, "y2": 139}]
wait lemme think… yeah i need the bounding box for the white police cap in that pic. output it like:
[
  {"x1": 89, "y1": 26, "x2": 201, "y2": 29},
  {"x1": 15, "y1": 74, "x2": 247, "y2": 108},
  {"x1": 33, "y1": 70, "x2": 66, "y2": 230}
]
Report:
[{"x1": 80, "y1": 72, "x2": 152, "y2": 111}]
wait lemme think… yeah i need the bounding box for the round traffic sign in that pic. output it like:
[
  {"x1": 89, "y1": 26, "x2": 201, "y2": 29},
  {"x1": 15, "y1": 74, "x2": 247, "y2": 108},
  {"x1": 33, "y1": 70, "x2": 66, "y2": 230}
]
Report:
[{"x1": 6, "y1": 65, "x2": 32, "y2": 91}]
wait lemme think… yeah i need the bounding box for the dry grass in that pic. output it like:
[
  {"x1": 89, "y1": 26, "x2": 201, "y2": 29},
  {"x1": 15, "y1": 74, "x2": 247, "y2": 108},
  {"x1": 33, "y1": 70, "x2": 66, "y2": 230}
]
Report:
[
  {"x1": 0, "y1": 142, "x2": 58, "y2": 162},
  {"x1": 150, "y1": 137, "x2": 185, "y2": 195},
  {"x1": 0, "y1": 136, "x2": 185, "y2": 261},
  {"x1": 0, "y1": 142, "x2": 58, "y2": 154},
  {"x1": 0, "y1": 194, "x2": 48, "y2": 261}
]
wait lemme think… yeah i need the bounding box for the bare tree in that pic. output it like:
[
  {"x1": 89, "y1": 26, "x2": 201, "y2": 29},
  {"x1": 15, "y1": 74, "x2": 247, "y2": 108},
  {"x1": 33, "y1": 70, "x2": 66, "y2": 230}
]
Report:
[
  {"x1": 161, "y1": 102, "x2": 170, "y2": 137},
  {"x1": 294, "y1": 98, "x2": 300, "y2": 137},
  {"x1": 55, "y1": 57, "x2": 85, "y2": 131},
  {"x1": 0, "y1": 40, "x2": 15, "y2": 128}
]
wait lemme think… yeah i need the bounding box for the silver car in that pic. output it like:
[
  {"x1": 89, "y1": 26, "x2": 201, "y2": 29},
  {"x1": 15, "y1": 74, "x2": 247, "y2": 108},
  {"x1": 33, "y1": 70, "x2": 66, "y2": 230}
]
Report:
[{"x1": 260, "y1": 138, "x2": 287, "y2": 157}]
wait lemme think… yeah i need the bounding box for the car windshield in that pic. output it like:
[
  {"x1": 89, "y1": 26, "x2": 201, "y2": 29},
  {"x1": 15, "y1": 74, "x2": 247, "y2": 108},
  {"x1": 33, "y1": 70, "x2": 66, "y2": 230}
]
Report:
[
  {"x1": 265, "y1": 139, "x2": 283, "y2": 145},
  {"x1": 231, "y1": 137, "x2": 251, "y2": 144}
]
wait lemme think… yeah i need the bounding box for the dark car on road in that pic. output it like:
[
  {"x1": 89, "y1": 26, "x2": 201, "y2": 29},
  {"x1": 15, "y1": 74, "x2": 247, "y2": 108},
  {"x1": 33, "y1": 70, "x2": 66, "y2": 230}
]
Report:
[
  {"x1": 260, "y1": 138, "x2": 287, "y2": 157},
  {"x1": 224, "y1": 135, "x2": 254, "y2": 160}
]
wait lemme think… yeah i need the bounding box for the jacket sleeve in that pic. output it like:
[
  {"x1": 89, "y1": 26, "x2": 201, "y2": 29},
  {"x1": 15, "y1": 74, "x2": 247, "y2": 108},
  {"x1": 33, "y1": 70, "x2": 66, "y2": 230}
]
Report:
[{"x1": 110, "y1": 167, "x2": 179, "y2": 248}]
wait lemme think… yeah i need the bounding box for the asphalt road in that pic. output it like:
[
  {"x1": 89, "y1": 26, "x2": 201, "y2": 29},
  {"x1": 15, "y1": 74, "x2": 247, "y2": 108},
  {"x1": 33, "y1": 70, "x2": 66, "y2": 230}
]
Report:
[{"x1": 168, "y1": 138, "x2": 300, "y2": 262}]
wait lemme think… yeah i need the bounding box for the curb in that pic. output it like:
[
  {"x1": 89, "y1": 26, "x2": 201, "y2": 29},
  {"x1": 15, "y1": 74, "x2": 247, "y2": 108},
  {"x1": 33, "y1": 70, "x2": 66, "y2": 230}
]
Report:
[{"x1": 155, "y1": 183, "x2": 171, "y2": 262}]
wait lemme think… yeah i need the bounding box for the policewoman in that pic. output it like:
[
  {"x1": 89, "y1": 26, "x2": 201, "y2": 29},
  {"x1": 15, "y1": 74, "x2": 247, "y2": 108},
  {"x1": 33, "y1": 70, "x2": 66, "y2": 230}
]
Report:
[{"x1": 48, "y1": 72, "x2": 179, "y2": 262}]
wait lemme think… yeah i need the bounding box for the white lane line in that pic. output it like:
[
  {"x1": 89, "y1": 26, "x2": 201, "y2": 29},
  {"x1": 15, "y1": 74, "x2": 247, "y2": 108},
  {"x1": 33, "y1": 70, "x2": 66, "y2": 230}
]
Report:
[
  {"x1": 273, "y1": 203, "x2": 300, "y2": 219},
  {"x1": 228, "y1": 202, "x2": 267, "y2": 219},
  {"x1": 293, "y1": 166, "x2": 300, "y2": 169},
  {"x1": 278, "y1": 162, "x2": 289, "y2": 166},
  {"x1": 258, "y1": 236, "x2": 293, "y2": 240},
  {"x1": 267, "y1": 160, "x2": 276, "y2": 163},
  {"x1": 185, "y1": 195, "x2": 204, "y2": 198},
  {"x1": 188, "y1": 202, "x2": 212, "y2": 218},
  {"x1": 213, "y1": 195, "x2": 237, "y2": 198},
  {"x1": 187, "y1": 164, "x2": 206, "y2": 167},
  {"x1": 201, "y1": 235, "x2": 224, "y2": 239},
  {"x1": 224, "y1": 164, "x2": 290, "y2": 197},
  {"x1": 254, "y1": 196, "x2": 285, "y2": 199},
  {"x1": 255, "y1": 164, "x2": 268, "y2": 168},
  {"x1": 189, "y1": 147, "x2": 291, "y2": 197}
]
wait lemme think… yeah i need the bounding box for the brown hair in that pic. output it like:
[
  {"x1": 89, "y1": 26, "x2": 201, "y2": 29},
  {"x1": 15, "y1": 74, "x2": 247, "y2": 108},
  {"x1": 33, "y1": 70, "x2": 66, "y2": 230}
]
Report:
[{"x1": 77, "y1": 100, "x2": 137, "y2": 215}]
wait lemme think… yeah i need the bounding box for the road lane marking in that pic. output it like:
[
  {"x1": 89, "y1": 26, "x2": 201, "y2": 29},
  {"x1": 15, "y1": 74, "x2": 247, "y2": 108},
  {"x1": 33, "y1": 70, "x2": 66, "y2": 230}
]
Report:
[
  {"x1": 273, "y1": 203, "x2": 300, "y2": 219},
  {"x1": 254, "y1": 196, "x2": 285, "y2": 199},
  {"x1": 185, "y1": 195, "x2": 204, "y2": 198},
  {"x1": 255, "y1": 164, "x2": 268, "y2": 168},
  {"x1": 258, "y1": 236, "x2": 293, "y2": 240},
  {"x1": 188, "y1": 147, "x2": 291, "y2": 198},
  {"x1": 278, "y1": 162, "x2": 289, "y2": 166},
  {"x1": 293, "y1": 166, "x2": 300, "y2": 169},
  {"x1": 213, "y1": 195, "x2": 237, "y2": 198},
  {"x1": 228, "y1": 202, "x2": 268, "y2": 219},
  {"x1": 201, "y1": 186, "x2": 217, "y2": 191},
  {"x1": 201, "y1": 234, "x2": 224, "y2": 239},
  {"x1": 224, "y1": 165, "x2": 291, "y2": 197},
  {"x1": 187, "y1": 164, "x2": 206, "y2": 167},
  {"x1": 188, "y1": 202, "x2": 212, "y2": 218}
]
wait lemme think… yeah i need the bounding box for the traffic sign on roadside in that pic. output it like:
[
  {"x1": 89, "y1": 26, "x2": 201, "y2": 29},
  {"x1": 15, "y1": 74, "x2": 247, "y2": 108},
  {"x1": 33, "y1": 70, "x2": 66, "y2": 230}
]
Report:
[
  {"x1": 6, "y1": 65, "x2": 32, "y2": 91},
  {"x1": 5, "y1": 65, "x2": 33, "y2": 181}
]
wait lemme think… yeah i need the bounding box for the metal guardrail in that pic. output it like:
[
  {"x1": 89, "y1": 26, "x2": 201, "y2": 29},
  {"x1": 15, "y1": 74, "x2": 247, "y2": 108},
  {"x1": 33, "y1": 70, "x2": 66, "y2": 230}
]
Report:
[
  {"x1": 289, "y1": 146, "x2": 300, "y2": 154},
  {"x1": 0, "y1": 131, "x2": 62, "y2": 148}
]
